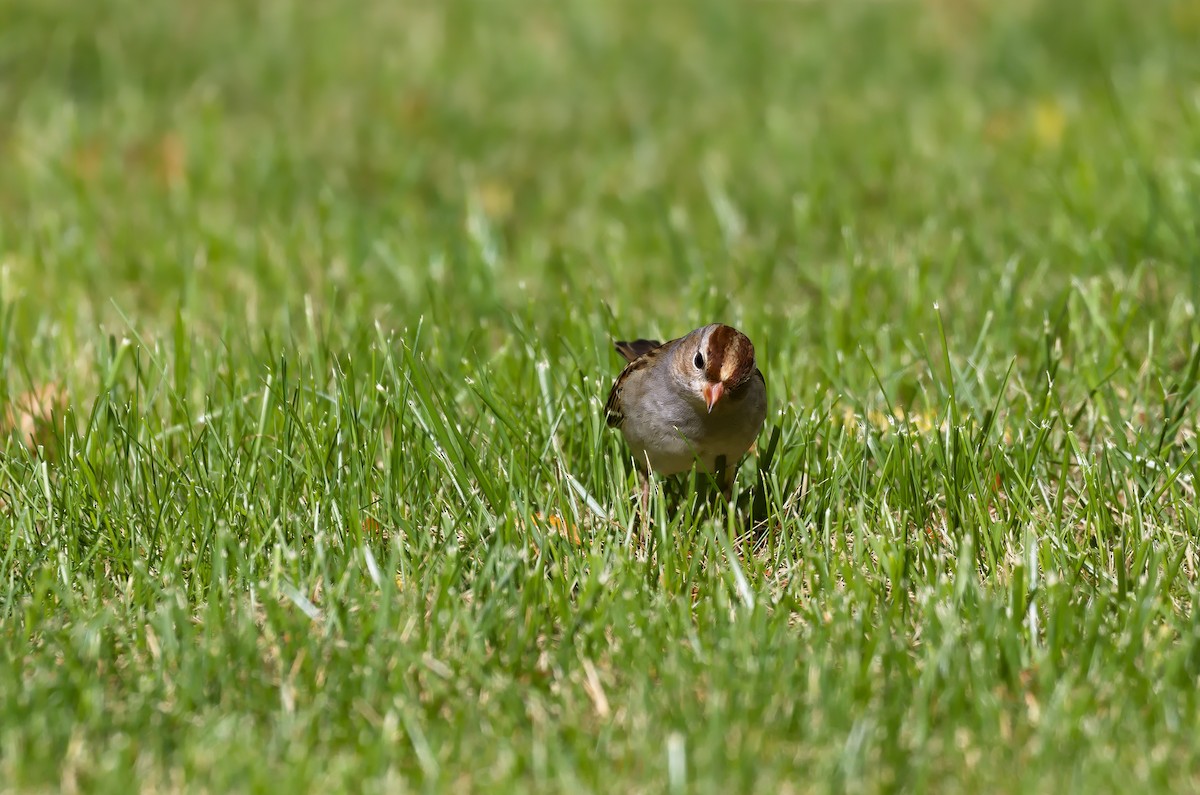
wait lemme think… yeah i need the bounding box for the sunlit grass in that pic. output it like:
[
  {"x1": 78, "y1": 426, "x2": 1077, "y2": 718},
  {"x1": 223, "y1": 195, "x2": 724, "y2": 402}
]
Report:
[{"x1": 2, "y1": 0, "x2": 1200, "y2": 791}]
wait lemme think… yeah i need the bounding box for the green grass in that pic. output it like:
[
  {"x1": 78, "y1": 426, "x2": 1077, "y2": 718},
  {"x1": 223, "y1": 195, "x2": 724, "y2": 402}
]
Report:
[{"x1": 3, "y1": 0, "x2": 1200, "y2": 791}]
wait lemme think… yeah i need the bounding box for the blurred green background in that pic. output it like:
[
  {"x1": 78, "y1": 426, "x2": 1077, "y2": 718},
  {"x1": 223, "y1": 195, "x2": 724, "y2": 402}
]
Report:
[{"x1": 4, "y1": 0, "x2": 1198, "y2": 347}]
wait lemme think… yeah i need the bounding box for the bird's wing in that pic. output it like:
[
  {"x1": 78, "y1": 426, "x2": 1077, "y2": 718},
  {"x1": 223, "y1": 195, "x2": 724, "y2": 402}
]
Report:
[{"x1": 613, "y1": 338, "x2": 662, "y2": 363}]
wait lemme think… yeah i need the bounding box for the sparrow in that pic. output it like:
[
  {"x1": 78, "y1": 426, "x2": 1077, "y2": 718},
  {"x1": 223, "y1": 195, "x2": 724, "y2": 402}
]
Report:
[{"x1": 605, "y1": 323, "x2": 767, "y2": 504}]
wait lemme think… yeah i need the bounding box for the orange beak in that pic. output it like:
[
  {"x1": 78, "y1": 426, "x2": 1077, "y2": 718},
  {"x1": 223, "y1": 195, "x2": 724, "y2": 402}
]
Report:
[{"x1": 703, "y1": 381, "x2": 725, "y2": 413}]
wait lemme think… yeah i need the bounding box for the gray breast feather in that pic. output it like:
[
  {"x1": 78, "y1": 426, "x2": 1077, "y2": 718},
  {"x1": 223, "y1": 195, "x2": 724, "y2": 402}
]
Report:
[{"x1": 618, "y1": 370, "x2": 766, "y2": 476}]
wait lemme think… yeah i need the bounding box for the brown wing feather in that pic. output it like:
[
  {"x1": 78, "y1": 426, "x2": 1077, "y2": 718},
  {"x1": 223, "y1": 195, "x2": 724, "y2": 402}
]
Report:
[
  {"x1": 606, "y1": 337, "x2": 669, "y2": 428},
  {"x1": 604, "y1": 376, "x2": 625, "y2": 428},
  {"x1": 614, "y1": 338, "x2": 662, "y2": 362},
  {"x1": 605, "y1": 355, "x2": 655, "y2": 428}
]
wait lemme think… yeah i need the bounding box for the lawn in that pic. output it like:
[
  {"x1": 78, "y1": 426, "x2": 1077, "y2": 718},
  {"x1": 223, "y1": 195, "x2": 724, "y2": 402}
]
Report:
[{"x1": 2, "y1": 0, "x2": 1200, "y2": 791}]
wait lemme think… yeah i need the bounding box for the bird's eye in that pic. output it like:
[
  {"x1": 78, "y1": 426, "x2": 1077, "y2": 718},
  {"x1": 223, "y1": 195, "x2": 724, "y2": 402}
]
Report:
[{"x1": 693, "y1": 351, "x2": 705, "y2": 370}]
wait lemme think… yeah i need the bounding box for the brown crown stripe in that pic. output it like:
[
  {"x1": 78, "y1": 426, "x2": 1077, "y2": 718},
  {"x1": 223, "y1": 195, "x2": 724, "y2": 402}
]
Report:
[{"x1": 705, "y1": 325, "x2": 756, "y2": 386}]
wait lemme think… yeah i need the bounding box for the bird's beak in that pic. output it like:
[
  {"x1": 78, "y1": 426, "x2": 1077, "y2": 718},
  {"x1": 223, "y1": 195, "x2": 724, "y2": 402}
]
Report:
[{"x1": 703, "y1": 381, "x2": 725, "y2": 413}]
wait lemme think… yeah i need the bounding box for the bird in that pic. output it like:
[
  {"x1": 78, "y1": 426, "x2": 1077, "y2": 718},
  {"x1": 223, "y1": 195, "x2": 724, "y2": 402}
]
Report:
[{"x1": 604, "y1": 323, "x2": 767, "y2": 506}]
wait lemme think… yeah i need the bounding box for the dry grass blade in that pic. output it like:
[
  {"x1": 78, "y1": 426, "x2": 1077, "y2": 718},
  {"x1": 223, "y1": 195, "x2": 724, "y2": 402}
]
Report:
[{"x1": 2, "y1": 382, "x2": 68, "y2": 455}]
